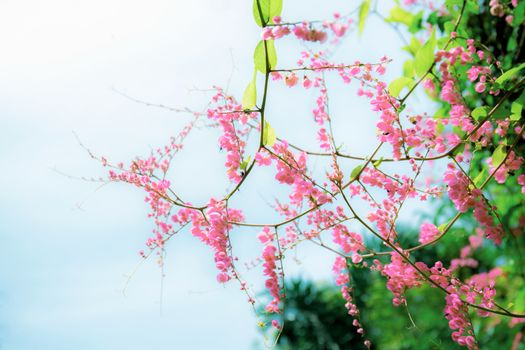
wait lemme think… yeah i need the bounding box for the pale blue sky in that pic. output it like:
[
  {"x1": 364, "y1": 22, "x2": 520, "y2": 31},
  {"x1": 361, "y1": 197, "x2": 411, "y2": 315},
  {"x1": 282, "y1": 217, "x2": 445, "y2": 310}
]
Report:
[{"x1": 0, "y1": 0, "x2": 417, "y2": 348}]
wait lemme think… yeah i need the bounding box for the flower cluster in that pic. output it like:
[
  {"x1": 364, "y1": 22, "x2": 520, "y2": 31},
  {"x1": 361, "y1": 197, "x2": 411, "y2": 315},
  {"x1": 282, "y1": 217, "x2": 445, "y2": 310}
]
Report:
[
  {"x1": 207, "y1": 89, "x2": 259, "y2": 183},
  {"x1": 444, "y1": 288, "x2": 478, "y2": 349},
  {"x1": 257, "y1": 227, "x2": 282, "y2": 319},
  {"x1": 98, "y1": 1, "x2": 525, "y2": 348},
  {"x1": 261, "y1": 13, "x2": 351, "y2": 42},
  {"x1": 332, "y1": 256, "x2": 371, "y2": 349}
]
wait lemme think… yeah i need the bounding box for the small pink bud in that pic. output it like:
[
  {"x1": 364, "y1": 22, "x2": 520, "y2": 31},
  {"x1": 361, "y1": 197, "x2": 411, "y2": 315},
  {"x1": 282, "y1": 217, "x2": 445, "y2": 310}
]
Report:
[
  {"x1": 217, "y1": 272, "x2": 230, "y2": 283},
  {"x1": 302, "y1": 76, "x2": 312, "y2": 89},
  {"x1": 475, "y1": 82, "x2": 486, "y2": 93},
  {"x1": 285, "y1": 73, "x2": 298, "y2": 87}
]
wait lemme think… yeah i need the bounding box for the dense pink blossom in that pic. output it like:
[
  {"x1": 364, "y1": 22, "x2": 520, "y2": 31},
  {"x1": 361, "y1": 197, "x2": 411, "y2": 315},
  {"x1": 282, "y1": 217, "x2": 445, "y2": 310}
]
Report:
[
  {"x1": 419, "y1": 222, "x2": 440, "y2": 244},
  {"x1": 101, "y1": 4, "x2": 525, "y2": 343},
  {"x1": 444, "y1": 288, "x2": 478, "y2": 349},
  {"x1": 258, "y1": 227, "x2": 281, "y2": 314}
]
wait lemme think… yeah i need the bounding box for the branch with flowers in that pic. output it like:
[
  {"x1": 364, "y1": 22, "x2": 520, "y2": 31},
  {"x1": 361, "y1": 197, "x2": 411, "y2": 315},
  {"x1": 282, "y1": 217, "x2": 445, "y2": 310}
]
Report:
[{"x1": 93, "y1": 0, "x2": 525, "y2": 348}]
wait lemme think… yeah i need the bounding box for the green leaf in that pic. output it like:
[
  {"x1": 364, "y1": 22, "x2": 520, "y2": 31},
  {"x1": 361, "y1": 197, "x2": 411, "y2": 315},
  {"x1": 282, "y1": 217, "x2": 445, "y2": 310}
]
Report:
[
  {"x1": 403, "y1": 60, "x2": 414, "y2": 77},
  {"x1": 254, "y1": 40, "x2": 277, "y2": 73},
  {"x1": 510, "y1": 90, "x2": 525, "y2": 121},
  {"x1": 495, "y1": 62, "x2": 525, "y2": 86},
  {"x1": 492, "y1": 144, "x2": 507, "y2": 168},
  {"x1": 507, "y1": 27, "x2": 519, "y2": 51},
  {"x1": 427, "y1": 10, "x2": 446, "y2": 32},
  {"x1": 516, "y1": 90, "x2": 525, "y2": 104},
  {"x1": 240, "y1": 155, "x2": 252, "y2": 171},
  {"x1": 263, "y1": 122, "x2": 276, "y2": 147},
  {"x1": 252, "y1": 0, "x2": 282, "y2": 27},
  {"x1": 253, "y1": 0, "x2": 267, "y2": 27},
  {"x1": 471, "y1": 106, "x2": 489, "y2": 121},
  {"x1": 493, "y1": 106, "x2": 510, "y2": 120},
  {"x1": 268, "y1": 0, "x2": 282, "y2": 21},
  {"x1": 444, "y1": 21, "x2": 455, "y2": 35},
  {"x1": 452, "y1": 142, "x2": 465, "y2": 156},
  {"x1": 436, "y1": 36, "x2": 449, "y2": 50},
  {"x1": 513, "y1": 1, "x2": 525, "y2": 27},
  {"x1": 402, "y1": 37, "x2": 422, "y2": 56},
  {"x1": 242, "y1": 72, "x2": 257, "y2": 109},
  {"x1": 438, "y1": 223, "x2": 448, "y2": 232},
  {"x1": 510, "y1": 101, "x2": 523, "y2": 121},
  {"x1": 358, "y1": 0, "x2": 371, "y2": 34},
  {"x1": 350, "y1": 164, "x2": 364, "y2": 181},
  {"x1": 407, "y1": 11, "x2": 423, "y2": 34},
  {"x1": 445, "y1": 0, "x2": 464, "y2": 11},
  {"x1": 414, "y1": 29, "x2": 436, "y2": 77},
  {"x1": 373, "y1": 157, "x2": 383, "y2": 168},
  {"x1": 473, "y1": 168, "x2": 488, "y2": 188},
  {"x1": 386, "y1": 6, "x2": 414, "y2": 26},
  {"x1": 466, "y1": 0, "x2": 480, "y2": 14},
  {"x1": 388, "y1": 77, "x2": 414, "y2": 97}
]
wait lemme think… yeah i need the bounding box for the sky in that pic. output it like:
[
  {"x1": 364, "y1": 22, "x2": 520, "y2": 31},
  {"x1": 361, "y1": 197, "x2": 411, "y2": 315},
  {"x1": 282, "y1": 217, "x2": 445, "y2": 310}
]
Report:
[{"x1": 0, "y1": 0, "x2": 409, "y2": 349}]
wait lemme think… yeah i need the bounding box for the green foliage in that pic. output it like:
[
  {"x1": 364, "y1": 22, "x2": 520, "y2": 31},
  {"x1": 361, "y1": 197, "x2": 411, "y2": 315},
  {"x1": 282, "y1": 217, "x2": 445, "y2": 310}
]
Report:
[
  {"x1": 263, "y1": 121, "x2": 276, "y2": 147},
  {"x1": 364, "y1": 280, "x2": 460, "y2": 349},
  {"x1": 471, "y1": 106, "x2": 489, "y2": 122},
  {"x1": 254, "y1": 40, "x2": 277, "y2": 73},
  {"x1": 491, "y1": 144, "x2": 507, "y2": 168},
  {"x1": 472, "y1": 168, "x2": 488, "y2": 188},
  {"x1": 413, "y1": 29, "x2": 436, "y2": 77},
  {"x1": 262, "y1": 279, "x2": 364, "y2": 350},
  {"x1": 388, "y1": 76, "x2": 414, "y2": 97},
  {"x1": 386, "y1": 6, "x2": 415, "y2": 27},
  {"x1": 403, "y1": 59, "x2": 414, "y2": 77},
  {"x1": 349, "y1": 164, "x2": 364, "y2": 182},
  {"x1": 386, "y1": 7, "x2": 422, "y2": 33},
  {"x1": 510, "y1": 90, "x2": 525, "y2": 121},
  {"x1": 253, "y1": 0, "x2": 283, "y2": 27},
  {"x1": 495, "y1": 62, "x2": 525, "y2": 87},
  {"x1": 512, "y1": 1, "x2": 525, "y2": 27},
  {"x1": 358, "y1": 0, "x2": 371, "y2": 34},
  {"x1": 242, "y1": 71, "x2": 257, "y2": 109},
  {"x1": 402, "y1": 37, "x2": 422, "y2": 56},
  {"x1": 240, "y1": 155, "x2": 252, "y2": 171},
  {"x1": 510, "y1": 101, "x2": 523, "y2": 121}
]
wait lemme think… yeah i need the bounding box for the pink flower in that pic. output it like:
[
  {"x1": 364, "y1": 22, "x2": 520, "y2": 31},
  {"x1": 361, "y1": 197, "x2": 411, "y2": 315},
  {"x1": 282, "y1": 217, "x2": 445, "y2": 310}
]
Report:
[
  {"x1": 330, "y1": 22, "x2": 347, "y2": 37},
  {"x1": 285, "y1": 73, "x2": 298, "y2": 87},
  {"x1": 271, "y1": 72, "x2": 283, "y2": 80},
  {"x1": 352, "y1": 254, "x2": 363, "y2": 264},
  {"x1": 382, "y1": 252, "x2": 427, "y2": 306},
  {"x1": 257, "y1": 226, "x2": 274, "y2": 244},
  {"x1": 419, "y1": 222, "x2": 440, "y2": 244},
  {"x1": 423, "y1": 78, "x2": 436, "y2": 92},
  {"x1": 444, "y1": 289, "x2": 478, "y2": 349},
  {"x1": 255, "y1": 151, "x2": 272, "y2": 166},
  {"x1": 518, "y1": 174, "x2": 525, "y2": 194},
  {"x1": 475, "y1": 82, "x2": 486, "y2": 93},
  {"x1": 258, "y1": 227, "x2": 281, "y2": 314},
  {"x1": 217, "y1": 272, "x2": 230, "y2": 283},
  {"x1": 303, "y1": 75, "x2": 313, "y2": 89}
]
